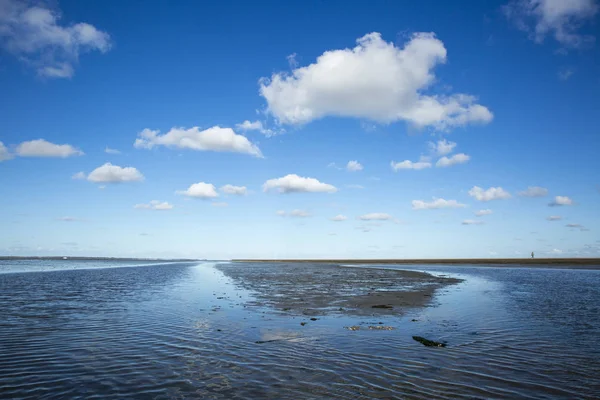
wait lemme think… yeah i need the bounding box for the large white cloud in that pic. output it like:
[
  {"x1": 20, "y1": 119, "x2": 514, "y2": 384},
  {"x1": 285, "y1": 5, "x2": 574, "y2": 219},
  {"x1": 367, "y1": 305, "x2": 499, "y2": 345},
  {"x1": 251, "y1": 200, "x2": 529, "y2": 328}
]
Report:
[
  {"x1": 176, "y1": 182, "x2": 218, "y2": 199},
  {"x1": 263, "y1": 174, "x2": 337, "y2": 194},
  {"x1": 468, "y1": 186, "x2": 512, "y2": 201},
  {"x1": 16, "y1": 139, "x2": 83, "y2": 157},
  {"x1": 346, "y1": 160, "x2": 363, "y2": 171},
  {"x1": 358, "y1": 213, "x2": 393, "y2": 221},
  {"x1": 220, "y1": 184, "x2": 247, "y2": 195},
  {"x1": 259, "y1": 32, "x2": 492, "y2": 129},
  {"x1": 519, "y1": 186, "x2": 548, "y2": 197},
  {"x1": 134, "y1": 200, "x2": 173, "y2": 210},
  {"x1": 436, "y1": 153, "x2": 470, "y2": 168},
  {"x1": 549, "y1": 195, "x2": 573, "y2": 206},
  {"x1": 412, "y1": 198, "x2": 467, "y2": 210},
  {"x1": 0, "y1": 0, "x2": 111, "y2": 77},
  {"x1": 134, "y1": 126, "x2": 262, "y2": 157},
  {"x1": 87, "y1": 163, "x2": 144, "y2": 183},
  {"x1": 390, "y1": 159, "x2": 432, "y2": 171},
  {"x1": 0, "y1": 141, "x2": 12, "y2": 161},
  {"x1": 503, "y1": 0, "x2": 598, "y2": 48}
]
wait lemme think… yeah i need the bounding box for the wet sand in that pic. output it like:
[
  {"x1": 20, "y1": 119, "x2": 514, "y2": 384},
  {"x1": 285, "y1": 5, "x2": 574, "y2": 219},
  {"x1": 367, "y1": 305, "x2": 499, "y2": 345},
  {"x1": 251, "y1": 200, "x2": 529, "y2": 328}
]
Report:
[
  {"x1": 216, "y1": 263, "x2": 462, "y2": 316},
  {"x1": 233, "y1": 258, "x2": 600, "y2": 269}
]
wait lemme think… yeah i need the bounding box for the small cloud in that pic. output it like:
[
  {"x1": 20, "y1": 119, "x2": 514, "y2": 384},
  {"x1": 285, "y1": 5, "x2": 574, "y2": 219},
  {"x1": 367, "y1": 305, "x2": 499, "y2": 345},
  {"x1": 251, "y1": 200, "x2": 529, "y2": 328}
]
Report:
[
  {"x1": 327, "y1": 162, "x2": 343, "y2": 170},
  {"x1": 390, "y1": 160, "x2": 432, "y2": 171},
  {"x1": 546, "y1": 215, "x2": 562, "y2": 221},
  {"x1": 330, "y1": 215, "x2": 348, "y2": 221},
  {"x1": 412, "y1": 198, "x2": 467, "y2": 210},
  {"x1": 549, "y1": 196, "x2": 573, "y2": 206},
  {"x1": 558, "y1": 67, "x2": 575, "y2": 80},
  {"x1": 346, "y1": 160, "x2": 363, "y2": 172},
  {"x1": 468, "y1": 186, "x2": 511, "y2": 201},
  {"x1": 518, "y1": 186, "x2": 548, "y2": 197},
  {"x1": 134, "y1": 126, "x2": 262, "y2": 157},
  {"x1": 277, "y1": 209, "x2": 311, "y2": 217},
  {"x1": 72, "y1": 171, "x2": 86, "y2": 180},
  {"x1": 276, "y1": 210, "x2": 286, "y2": 216},
  {"x1": 428, "y1": 139, "x2": 456, "y2": 156},
  {"x1": 548, "y1": 248, "x2": 563, "y2": 255},
  {"x1": 462, "y1": 219, "x2": 484, "y2": 225},
  {"x1": 263, "y1": 174, "x2": 337, "y2": 194},
  {"x1": 57, "y1": 216, "x2": 79, "y2": 222},
  {"x1": 475, "y1": 209, "x2": 493, "y2": 217},
  {"x1": 358, "y1": 213, "x2": 393, "y2": 221},
  {"x1": 566, "y1": 223, "x2": 586, "y2": 231},
  {"x1": 436, "y1": 153, "x2": 470, "y2": 168},
  {"x1": 235, "y1": 120, "x2": 279, "y2": 136},
  {"x1": 176, "y1": 182, "x2": 218, "y2": 199},
  {"x1": 220, "y1": 184, "x2": 247, "y2": 196},
  {"x1": 16, "y1": 139, "x2": 83, "y2": 158},
  {"x1": 346, "y1": 184, "x2": 365, "y2": 189},
  {"x1": 87, "y1": 163, "x2": 144, "y2": 183},
  {"x1": 134, "y1": 200, "x2": 173, "y2": 210},
  {"x1": 105, "y1": 147, "x2": 121, "y2": 154}
]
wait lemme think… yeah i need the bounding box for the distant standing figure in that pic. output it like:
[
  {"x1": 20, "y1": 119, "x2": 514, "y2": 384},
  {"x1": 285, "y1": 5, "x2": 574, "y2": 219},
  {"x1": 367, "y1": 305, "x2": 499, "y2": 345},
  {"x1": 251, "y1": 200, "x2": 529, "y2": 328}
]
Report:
[{"x1": 531, "y1": 251, "x2": 534, "y2": 259}]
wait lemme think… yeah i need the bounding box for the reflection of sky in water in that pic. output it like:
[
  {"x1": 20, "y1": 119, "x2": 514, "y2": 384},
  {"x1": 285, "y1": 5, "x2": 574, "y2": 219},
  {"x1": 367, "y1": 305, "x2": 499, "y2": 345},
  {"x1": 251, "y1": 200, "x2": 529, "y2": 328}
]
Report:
[{"x1": 1, "y1": 260, "x2": 599, "y2": 399}]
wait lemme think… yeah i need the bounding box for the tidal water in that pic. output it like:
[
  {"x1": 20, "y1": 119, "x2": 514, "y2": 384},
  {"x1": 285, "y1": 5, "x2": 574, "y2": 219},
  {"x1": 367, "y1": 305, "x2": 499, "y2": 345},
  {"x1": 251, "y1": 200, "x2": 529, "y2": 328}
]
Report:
[{"x1": 1, "y1": 260, "x2": 599, "y2": 399}]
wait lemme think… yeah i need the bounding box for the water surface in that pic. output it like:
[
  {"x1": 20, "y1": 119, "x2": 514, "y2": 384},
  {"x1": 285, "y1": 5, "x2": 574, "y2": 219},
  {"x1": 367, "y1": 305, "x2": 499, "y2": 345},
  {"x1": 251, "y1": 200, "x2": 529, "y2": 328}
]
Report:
[{"x1": 0, "y1": 260, "x2": 599, "y2": 399}]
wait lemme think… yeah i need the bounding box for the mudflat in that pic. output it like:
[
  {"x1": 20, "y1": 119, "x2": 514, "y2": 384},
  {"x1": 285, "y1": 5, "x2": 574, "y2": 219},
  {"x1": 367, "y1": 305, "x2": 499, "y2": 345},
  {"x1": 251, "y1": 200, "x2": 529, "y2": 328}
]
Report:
[
  {"x1": 232, "y1": 258, "x2": 600, "y2": 269},
  {"x1": 216, "y1": 262, "x2": 462, "y2": 316}
]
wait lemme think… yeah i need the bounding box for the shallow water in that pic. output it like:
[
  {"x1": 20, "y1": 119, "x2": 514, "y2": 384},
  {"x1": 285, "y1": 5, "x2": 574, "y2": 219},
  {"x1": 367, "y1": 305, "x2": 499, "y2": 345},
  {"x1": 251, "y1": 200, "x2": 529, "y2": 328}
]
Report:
[{"x1": 0, "y1": 260, "x2": 599, "y2": 399}]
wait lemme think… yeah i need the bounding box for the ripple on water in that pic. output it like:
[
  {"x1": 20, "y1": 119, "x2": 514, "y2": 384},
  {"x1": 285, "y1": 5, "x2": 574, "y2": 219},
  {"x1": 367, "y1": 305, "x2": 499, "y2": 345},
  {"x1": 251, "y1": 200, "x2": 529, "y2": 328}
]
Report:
[{"x1": 0, "y1": 261, "x2": 599, "y2": 399}]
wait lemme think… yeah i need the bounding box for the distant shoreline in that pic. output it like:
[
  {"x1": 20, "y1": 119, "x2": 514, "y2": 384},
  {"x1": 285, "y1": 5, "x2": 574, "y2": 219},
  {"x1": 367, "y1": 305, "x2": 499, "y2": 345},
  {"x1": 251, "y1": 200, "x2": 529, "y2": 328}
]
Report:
[{"x1": 233, "y1": 258, "x2": 600, "y2": 268}]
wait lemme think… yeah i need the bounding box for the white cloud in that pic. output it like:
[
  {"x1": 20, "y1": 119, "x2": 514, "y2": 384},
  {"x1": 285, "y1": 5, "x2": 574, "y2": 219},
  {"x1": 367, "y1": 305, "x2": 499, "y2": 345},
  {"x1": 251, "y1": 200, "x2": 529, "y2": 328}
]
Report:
[
  {"x1": 558, "y1": 67, "x2": 575, "y2": 80},
  {"x1": 503, "y1": 0, "x2": 598, "y2": 48},
  {"x1": 475, "y1": 209, "x2": 493, "y2": 217},
  {"x1": 259, "y1": 32, "x2": 493, "y2": 129},
  {"x1": 211, "y1": 202, "x2": 228, "y2": 207},
  {"x1": 436, "y1": 153, "x2": 470, "y2": 167},
  {"x1": 546, "y1": 215, "x2": 562, "y2": 221},
  {"x1": 176, "y1": 182, "x2": 218, "y2": 199},
  {"x1": 346, "y1": 184, "x2": 365, "y2": 189},
  {"x1": 429, "y1": 139, "x2": 456, "y2": 156},
  {"x1": 566, "y1": 223, "x2": 585, "y2": 229},
  {"x1": 412, "y1": 198, "x2": 467, "y2": 210},
  {"x1": 234, "y1": 120, "x2": 278, "y2": 136},
  {"x1": 105, "y1": 147, "x2": 121, "y2": 155},
  {"x1": 134, "y1": 126, "x2": 262, "y2": 157},
  {"x1": 72, "y1": 171, "x2": 86, "y2": 180},
  {"x1": 276, "y1": 209, "x2": 311, "y2": 217},
  {"x1": 549, "y1": 195, "x2": 573, "y2": 206},
  {"x1": 16, "y1": 139, "x2": 83, "y2": 157},
  {"x1": 263, "y1": 174, "x2": 337, "y2": 194},
  {"x1": 519, "y1": 186, "x2": 548, "y2": 197},
  {"x1": 134, "y1": 200, "x2": 173, "y2": 210},
  {"x1": 0, "y1": 0, "x2": 111, "y2": 77},
  {"x1": 548, "y1": 248, "x2": 563, "y2": 254},
  {"x1": 358, "y1": 213, "x2": 393, "y2": 221},
  {"x1": 220, "y1": 184, "x2": 247, "y2": 195},
  {"x1": 462, "y1": 219, "x2": 484, "y2": 225},
  {"x1": 346, "y1": 160, "x2": 363, "y2": 171},
  {"x1": 330, "y1": 214, "x2": 348, "y2": 221},
  {"x1": 0, "y1": 141, "x2": 13, "y2": 161},
  {"x1": 468, "y1": 186, "x2": 512, "y2": 201},
  {"x1": 87, "y1": 163, "x2": 144, "y2": 183},
  {"x1": 390, "y1": 160, "x2": 432, "y2": 171},
  {"x1": 290, "y1": 209, "x2": 311, "y2": 217}
]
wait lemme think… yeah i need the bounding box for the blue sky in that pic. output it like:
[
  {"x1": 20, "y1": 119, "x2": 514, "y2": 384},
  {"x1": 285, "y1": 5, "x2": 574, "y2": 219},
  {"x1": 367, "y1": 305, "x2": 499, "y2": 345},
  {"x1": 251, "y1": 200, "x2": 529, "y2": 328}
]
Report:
[{"x1": 1, "y1": 0, "x2": 599, "y2": 259}]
